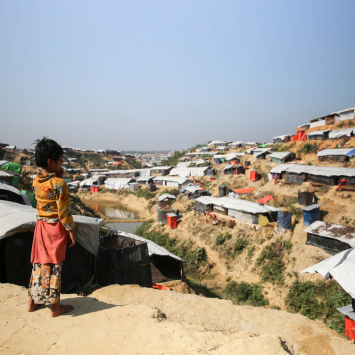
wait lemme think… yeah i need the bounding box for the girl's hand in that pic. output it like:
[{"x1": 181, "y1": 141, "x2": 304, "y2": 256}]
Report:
[
  {"x1": 57, "y1": 167, "x2": 65, "y2": 178},
  {"x1": 68, "y1": 230, "x2": 76, "y2": 247}
]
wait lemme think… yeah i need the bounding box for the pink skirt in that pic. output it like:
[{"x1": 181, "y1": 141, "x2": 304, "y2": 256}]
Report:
[{"x1": 31, "y1": 220, "x2": 69, "y2": 264}]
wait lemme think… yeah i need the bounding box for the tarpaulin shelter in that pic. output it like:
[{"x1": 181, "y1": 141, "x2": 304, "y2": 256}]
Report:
[
  {"x1": 195, "y1": 196, "x2": 280, "y2": 225},
  {"x1": 114, "y1": 230, "x2": 185, "y2": 282},
  {"x1": 229, "y1": 188, "x2": 256, "y2": 199},
  {"x1": 304, "y1": 221, "x2": 355, "y2": 255},
  {"x1": 277, "y1": 211, "x2": 292, "y2": 230},
  {"x1": 270, "y1": 164, "x2": 355, "y2": 186},
  {"x1": 298, "y1": 191, "x2": 316, "y2": 206},
  {"x1": 307, "y1": 129, "x2": 331, "y2": 141},
  {"x1": 0, "y1": 184, "x2": 31, "y2": 206},
  {"x1": 317, "y1": 149, "x2": 355, "y2": 163},
  {"x1": 153, "y1": 176, "x2": 192, "y2": 187},
  {"x1": 268, "y1": 152, "x2": 295, "y2": 164},
  {"x1": 1, "y1": 162, "x2": 21, "y2": 173},
  {"x1": 300, "y1": 246, "x2": 355, "y2": 297},
  {"x1": 273, "y1": 135, "x2": 292, "y2": 144},
  {"x1": 169, "y1": 166, "x2": 208, "y2": 178},
  {"x1": 135, "y1": 176, "x2": 154, "y2": 185},
  {"x1": 97, "y1": 233, "x2": 152, "y2": 288},
  {"x1": 104, "y1": 178, "x2": 135, "y2": 190},
  {"x1": 329, "y1": 128, "x2": 354, "y2": 139},
  {"x1": 302, "y1": 204, "x2": 322, "y2": 226},
  {"x1": 296, "y1": 124, "x2": 310, "y2": 133},
  {"x1": 249, "y1": 170, "x2": 257, "y2": 181},
  {"x1": 0, "y1": 201, "x2": 104, "y2": 293},
  {"x1": 158, "y1": 193, "x2": 176, "y2": 207},
  {"x1": 0, "y1": 171, "x2": 16, "y2": 186}
]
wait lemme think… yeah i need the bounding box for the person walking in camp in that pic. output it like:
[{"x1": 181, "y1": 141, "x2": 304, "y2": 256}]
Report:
[{"x1": 27, "y1": 137, "x2": 76, "y2": 317}]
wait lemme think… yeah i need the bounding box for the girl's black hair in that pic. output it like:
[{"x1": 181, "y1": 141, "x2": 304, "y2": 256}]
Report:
[{"x1": 34, "y1": 137, "x2": 63, "y2": 168}]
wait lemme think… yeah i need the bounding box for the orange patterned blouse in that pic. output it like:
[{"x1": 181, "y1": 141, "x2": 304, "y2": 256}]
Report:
[{"x1": 32, "y1": 173, "x2": 75, "y2": 231}]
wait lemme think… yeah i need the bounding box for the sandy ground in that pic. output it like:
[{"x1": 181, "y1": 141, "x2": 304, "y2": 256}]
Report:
[{"x1": 1, "y1": 283, "x2": 354, "y2": 355}]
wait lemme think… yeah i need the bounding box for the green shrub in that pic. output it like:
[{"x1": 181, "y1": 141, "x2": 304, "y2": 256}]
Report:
[
  {"x1": 216, "y1": 232, "x2": 232, "y2": 245},
  {"x1": 290, "y1": 205, "x2": 302, "y2": 219},
  {"x1": 135, "y1": 220, "x2": 207, "y2": 272},
  {"x1": 297, "y1": 143, "x2": 318, "y2": 156},
  {"x1": 257, "y1": 242, "x2": 285, "y2": 284},
  {"x1": 224, "y1": 281, "x2": 269, "y2": 307},
  {"x1": 338, "y1": 121, "x2": 345, "y2": 128},
  {"x1": 136, "y1": 189, "x2": 156, "y2": 200},
  {"x1": 161, "y1": 188, "x2": 180, "y2": 196},
  {"x1": 285, "y1": 280, "x2": 352, "y2": 334},
  {"x1": 234, "y1": 238, "x2": 248, "y2": 255}
]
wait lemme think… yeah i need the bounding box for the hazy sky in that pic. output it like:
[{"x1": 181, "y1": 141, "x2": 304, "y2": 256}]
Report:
[{"x1": 1, "y1": 1, "x2": 354, "y2": 151}]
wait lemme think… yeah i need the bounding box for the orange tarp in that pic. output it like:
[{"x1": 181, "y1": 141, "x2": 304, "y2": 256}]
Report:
[
  {"x1": 232, "y1": 188, "x2": 256, "y2": 194},
  {"x1": 257, "y1": 195, "x2": 274, "y2": 203}
]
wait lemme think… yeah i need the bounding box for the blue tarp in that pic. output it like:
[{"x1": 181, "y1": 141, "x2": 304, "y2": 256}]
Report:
[
  {"x1": 303, "y1": 209, "x2": 321, "y2": 226},
  {"x1": 277, "y1": 211, "x2": 292, "y2": 230}
]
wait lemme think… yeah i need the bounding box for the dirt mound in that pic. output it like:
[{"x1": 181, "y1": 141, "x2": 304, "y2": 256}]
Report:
[{"x1": 1, "y1": 283, "x2": 354, "y2": 355}]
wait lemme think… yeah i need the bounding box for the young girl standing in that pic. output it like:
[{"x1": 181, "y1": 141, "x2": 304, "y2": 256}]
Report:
[{"x1": 28, "y1": 137, "x2": 76, "y2": 317}]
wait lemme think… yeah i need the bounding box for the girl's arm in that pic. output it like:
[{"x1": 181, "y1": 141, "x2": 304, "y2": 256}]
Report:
[{"x1": 56, "y1": 180, "x2": 76, "y2": 231}]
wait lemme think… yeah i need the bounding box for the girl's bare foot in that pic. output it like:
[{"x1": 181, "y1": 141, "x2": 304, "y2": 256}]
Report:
[
  {"x1": 27, "y1": 298, "x2": 38, "y2": 312},
  {"x1": 51, "y1": 302, "x2": 74, "y2": 317}
]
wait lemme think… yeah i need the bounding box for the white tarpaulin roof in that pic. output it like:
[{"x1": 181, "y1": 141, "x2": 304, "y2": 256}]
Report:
[
  {"x1": 0, "y1": 184, "x2": 31, "y2": 206},
  {"x1": 307, "y1": 129, "x2": 331, "y2": 136},
  {"x1": 304, "y1": 221, "x2": 355, "y2": 248},
  {"x1": 0, "y1": 161, "x2": 9, "y2": 167},
  {"x1": 268, "y1": 152, "x2": 293, "y2": 159},
  {"x1": 270, "y1": 164, "x2": 355, "y2": 177},
  {"x1": 195, "y1": 196, "x2": 280, "y2": 214},
  {"x1": 300, "y1": 248, "x2": 355, "y2": 298},
  {"x1": 153, "y1": 176, "x2": 191, "y2": 184},
  {"x1": 115, "y1": 231, "x2": 184, "y2": 261},
  {"x1": 228, "y1": 141, "x2": 244, "y2": 146},
  {"x1": 150, "y1": 166, "x2": 172, "y2": 170},
  {"x1": 222, "y1": 164, "x2": 240, "y2": 172},
  {"x1": 80, "y1": 177, "x2": 100, "y2": 187},
  {"x1": 158, "y1": 193, "x2": 176, "y2": 202},
  {"x1": 135, "y1": 176, "x2": 154, "y2": 182},
  {"x1": 176, "y1": 160, "x2": 207, "y2": 168},
  {"x1": 329, "y1": 128, "x2": 354, "y2": 139},
  {"x1": 105, "y1": 178, "x2": 135, "y2": 190},
  {"x1": 169, "y1": 166, "x2": 208, "y2": 178},
  {"x1": 105, "y1": 169, "x2": 151, "y2": 176},
  {"x1": 184, "y1": 186, "x2": 202, "y2": 193},
  {"x1": 273, "y1": 134, "x2": 292, "y2": 140},
  {"x1": 0, "y1": 201, "x2": 104, "y2": 256},
  {"x1": 317, "y1": 148, "x2": 355, "y2": 157}
]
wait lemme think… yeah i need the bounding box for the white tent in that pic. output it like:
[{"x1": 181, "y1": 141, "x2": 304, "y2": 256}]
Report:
[
  {"x1": 153, "y1": 176, "x2": 191, "y2": 187},
  {"x1": 270, "y1": 164, "x2": 355, "y2": 177},
  {"x1": 0, "y1": 201, "x2": 104, "y2": 256},
  {"x1": 104, "y1": 178, "x2": 135, "y2": 190}
]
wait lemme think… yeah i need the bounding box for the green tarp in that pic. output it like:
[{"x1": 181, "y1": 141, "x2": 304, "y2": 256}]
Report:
[
  {"x1": 12, "y1": 176, "x2": 19, "y2": 188},
  {"x1": 21, "y1": 190, "x2": 37, "y2": 208},
  {"x1": 2, "y1": 162, "x2": 21, "y2": 173}
]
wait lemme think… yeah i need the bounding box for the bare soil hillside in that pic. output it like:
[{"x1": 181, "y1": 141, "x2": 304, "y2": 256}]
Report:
[{"x1": 1, "y1": 283, "x2": 354, "y2": 355}]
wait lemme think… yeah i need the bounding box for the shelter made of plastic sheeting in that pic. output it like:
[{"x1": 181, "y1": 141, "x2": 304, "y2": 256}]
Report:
[
  {"x1": 0, "y1": 183, "x2": 31, "y2": 206},
  {"x1": 304, "y1": 221, "x2": 355, "y2": 249},
  {"x1": 0, "y1": 201, "x2": 104, "y2": 256},
  {"x1": 105, "y1": 178, "x2": 135, "y2": 190},
  {"x1": 300, "y1": 248, "x2": 355, "y2": 298},
  {"x1": 317, "y1": 148, "x2": 355, "y2": 157},
  {"x1": 298, "y1": 191, "x2": 316, "y2": 206},
  {"x1": 169, "y1": 166, "x2": 208, "y2": 178},
  {"x1": 158, "y1": 193, "x2": 176, "y2": 202},
  {"x1": 270, "y1": 164, "x2": 355, "y2": 178},
  {"x1": 277, "y1": 211, "x2": 292, "y2": 230},
  {"x1": 329, "y1": 128, "x2": 354, "y2": 139},
  {"x1": 302, "y1": 204, "x2": 322, "y2": 226}
]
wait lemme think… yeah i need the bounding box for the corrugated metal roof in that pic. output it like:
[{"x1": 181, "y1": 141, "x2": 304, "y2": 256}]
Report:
[
  {"x1": 304, "y1": 221, "x2": 355, "y2": 248},
  {"x1": 317, "y1": 149, "x2": 355, "y2": 157},
  {"x1": 268, "y1": 152, "x2": 293, "y2": 159},
  {"x1": 270, "y1": 164, "x2": 355, "y2": 177},
  {"x1": 116, "y1": 231, "x2": 184, "y2": 261},
  {"x1": 158, "y1": 193, "x2": 176, "y2": 201}
]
